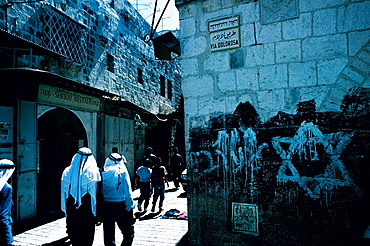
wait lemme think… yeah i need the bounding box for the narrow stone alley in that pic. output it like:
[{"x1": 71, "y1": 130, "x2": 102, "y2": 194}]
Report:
[{"x1": 13, "y1": 182, "x2": 188, "y2": 246}]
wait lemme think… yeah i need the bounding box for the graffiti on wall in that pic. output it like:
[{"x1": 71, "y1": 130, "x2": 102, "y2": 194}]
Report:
[
  {"x1": 189, "y1": 87, "x2": 370, "y2": 206},
  {"x1": 272, "y1": 121, "x2": 361, "y2": 200}
]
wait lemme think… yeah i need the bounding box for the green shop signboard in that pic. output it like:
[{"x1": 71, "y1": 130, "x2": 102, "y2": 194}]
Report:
[{"x1": 38, "y1": 84, "x2": 102, "y2": 111}]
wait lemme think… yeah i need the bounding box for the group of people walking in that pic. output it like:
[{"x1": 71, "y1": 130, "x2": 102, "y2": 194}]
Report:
[
  {"x1": 135, "y1": 146, "x2": 184, "y2": 213},
  {"x1": 61, "y1": 146, "x2": 135, "y2": 246},
  {"x1": 0, "y1": 145, "x2": 184, "y2": 246},
  {"x1": 62, "y1": 145, "x2": 184, "y2": 246},
  {"x1": 135, "y1": 147, "x2": 169, "y2": 213}
]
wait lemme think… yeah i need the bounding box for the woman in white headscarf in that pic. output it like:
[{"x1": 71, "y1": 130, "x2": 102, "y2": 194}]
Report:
[
  {"x1": 0, "y1": 159, "x2": 15, "y2": 246},
  {"x1": 61, "y1": 147, "x2": 101, "y2": 246},
  {"x1": 102, "y1": 147, "x2": 135, "y2": 246}
]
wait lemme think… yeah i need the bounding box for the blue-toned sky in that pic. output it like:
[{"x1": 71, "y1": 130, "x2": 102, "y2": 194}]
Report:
[{"x1": 127, "y1": 0, "x2": 179, "y2": 32}]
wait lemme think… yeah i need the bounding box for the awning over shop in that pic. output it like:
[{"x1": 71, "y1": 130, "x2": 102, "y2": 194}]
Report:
[{"x1": 0, "y1": 68, "x2": 158, "y2": 125}]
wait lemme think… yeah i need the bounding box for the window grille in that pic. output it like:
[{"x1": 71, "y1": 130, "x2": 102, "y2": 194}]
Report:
[{"x1": 41, "y1": 5, "x2": 86, "y2": 64}]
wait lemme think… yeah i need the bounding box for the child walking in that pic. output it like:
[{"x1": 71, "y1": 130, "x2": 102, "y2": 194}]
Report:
[
  {"x1": 135, "y1": 159, "x2": 152, "y2": 212},
  {"x1": 151, "y1": 157, "x2": 168, "y2": 212}
]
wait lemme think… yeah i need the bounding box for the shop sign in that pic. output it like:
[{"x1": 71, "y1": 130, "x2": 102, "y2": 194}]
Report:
[
  {"x1": 232, "y1": 202, "x2": 259, "y2": 235},
  {"x1": 38, "y1": 84, "x2": 102, "y2": 111},
  {"x1": 0, "y1": 122, "x2": 11, "y2": 141},
  {"x1": 209, "y1": 16, "x2": 241, "y2": 52}
]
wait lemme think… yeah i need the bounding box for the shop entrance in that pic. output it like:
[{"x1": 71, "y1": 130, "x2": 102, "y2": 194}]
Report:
[{"x1": 37, "y1": 108, "x2": 87, "y2": 222}]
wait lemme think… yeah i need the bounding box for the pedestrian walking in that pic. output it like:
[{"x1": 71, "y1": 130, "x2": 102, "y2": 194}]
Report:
[
  {"x1": 111, "y1": 147, "x2": 125, "y2": 161},
  {"x1": 135, "y1": 159, "x2": 152, "y2": 212},
  {"x1": 61, "y1": 147, "x2": 101, "y2": 246},
  {"x1": 169, "y1": 147, "x2": 184, "y2": 189},
  {"x1": 151, "y1": 157, "x2": 168, "y2": 212},
  {"x1": 101, "y1": 148, "x2": 135, "y2": 246},
  {"x1": 0, "y1": 159, "x2": 15, "y2": 246},
  {"x1": 143, "y1": 146, "x2": 158, "y2": 168}
]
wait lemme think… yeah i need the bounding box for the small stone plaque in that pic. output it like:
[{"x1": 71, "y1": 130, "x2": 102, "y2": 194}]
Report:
[{"x1": 232, "y1": 203, "x2": 259, "y2": 235}]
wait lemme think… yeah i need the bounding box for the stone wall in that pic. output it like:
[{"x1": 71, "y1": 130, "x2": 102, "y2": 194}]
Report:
[
  {"x1": 176, "y1": 0, "x2": 370, "y2": 245},
  {"x1": 0, "y1": 0, "x2": 181, "y2": 115}
]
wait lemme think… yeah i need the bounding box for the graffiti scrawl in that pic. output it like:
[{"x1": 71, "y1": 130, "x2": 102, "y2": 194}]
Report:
[
  {"x1": 190, "y1": 91, "x2": 370, "y2": 206},
  {"x1": 272, "y1": 121, "x2": 361, "y2": 200}
]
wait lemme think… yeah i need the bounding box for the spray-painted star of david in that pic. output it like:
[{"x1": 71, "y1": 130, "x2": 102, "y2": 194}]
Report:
[{"x1": 272, "y1": 121, "x2": 361, "y2": 199}]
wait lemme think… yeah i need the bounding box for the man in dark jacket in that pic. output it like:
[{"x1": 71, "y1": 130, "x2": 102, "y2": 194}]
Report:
[
  {"x1": 0, "y1": 159, "x2": 15, "y2": 246},
  {"x1": 169, "y1": 147, "x2": 184, "y2": 189}
]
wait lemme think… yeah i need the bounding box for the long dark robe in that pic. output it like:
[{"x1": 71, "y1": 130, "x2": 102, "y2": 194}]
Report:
[
  {"x1": 0, "y1": 183, "x2": 13, "y2": 246},
  {"x1": 65, "y1": 194, "x2": 95, "y2": 246}
]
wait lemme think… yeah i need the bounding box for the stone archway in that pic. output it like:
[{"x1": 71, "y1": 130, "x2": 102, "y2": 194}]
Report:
[
  {"x1": 37, "y1": 107, "x2": 87, "y2": 222},
  {"x1": 319, "y1": 38, "x2": 370, "y2": 111}
]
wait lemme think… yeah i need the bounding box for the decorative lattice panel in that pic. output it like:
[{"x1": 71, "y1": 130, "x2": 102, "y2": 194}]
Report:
[{"x1": 42, "y1": 5, "x2": 86, "y2": 64}]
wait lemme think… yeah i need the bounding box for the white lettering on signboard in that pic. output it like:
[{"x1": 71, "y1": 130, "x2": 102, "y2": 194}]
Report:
[
  {"x1": 38, "y1": 84, "x2": 102, "y2": 111},
  {"x1": 210, "y1": 27, "x2": 240, "y2": 52},
  {"x1": 209, "y1": 16, "x2": 239, "y2": 32},
  {"x1": 209, "y1": 16, "x2": 241, "y2": 52}
]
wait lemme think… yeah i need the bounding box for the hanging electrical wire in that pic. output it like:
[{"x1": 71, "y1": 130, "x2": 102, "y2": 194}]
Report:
[{"x1": 144, "y1": 0, "x2": 171, "y2": 43}]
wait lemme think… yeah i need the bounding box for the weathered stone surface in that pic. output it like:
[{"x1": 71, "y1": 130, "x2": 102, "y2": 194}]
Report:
[
  {"x1": 282, "y1": 12, "x2": 312, "y2": 40},
  {"x1": 182, "y1": 35, "x2": 208, "y2": 58},
  {"x1": 176, "y1": 0, "x2": 370, "y2": 245},
  {"x1": 313, "y1": 8, "x2": 337, "y2": 36},
  {"x1": 299, "y1": 0, "x2": 346, "y2": 12},
  {"x1": 0, "y1": 0, "x2": 182, "y2": 116},
  {"x1": 236, "y1": 68, "x2": 259, "y2": 91},
  {"x1": 182, "y1": 75, "x2": 215, "y2": 98},
  {"x1": 180, "y1": 17, "x2": 196, "y2": 38},
  {"x1": 276, "y1": 40, "x2": 301, "y2": 63},
  {"x1": 259, "y1": 22, "x2": 282, "y2": 44},
  {"x1": 203, "y1": 52, "x2": 230, "y2": 72},
  {"x1": 302, "y1": 34, "x2": 347, "y2": 61},
  {"x1": 259, "y1": 64, "x2": 288, "y2": 89},
  {"x1": 348, "y1": 30, "x2": 370, "y2": 56},
  {"x1": 288, "y1": 61, "x2": 317, "y2": 87},
  {"x1": 317, "y1": 58, "x2": 347, "y2": 85},
  {"x1": 245, "y1": 43, "x2": 275, "y2": 67},
  {"x1": 217, "y1": 70, "x2": 237, "y2": 92},
  {"x1": 338, "y1": 1, "x2": 370, "y2": 32},
  {"x1": 261, "y1": 0, "x2": 298, "y2": 24},
  {"x1": 181, "y1": 57, "x2": 200, "y2": 77}
]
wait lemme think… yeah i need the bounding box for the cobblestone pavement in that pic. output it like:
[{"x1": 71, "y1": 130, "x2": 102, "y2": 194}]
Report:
[{"x1": 13, "y1": 182, "x2": 188, "y2": 246}]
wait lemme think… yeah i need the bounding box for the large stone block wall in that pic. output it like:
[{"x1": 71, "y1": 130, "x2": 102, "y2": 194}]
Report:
[
  {"x1": 179, "y1": 0, "x2": 370, "y2": 122},
  {"x1": 176, "y1": 0, "x2": 370, "y2": 245},
  {"x1": 0, "y1": 0, "x2": 181, "y2": 115}
]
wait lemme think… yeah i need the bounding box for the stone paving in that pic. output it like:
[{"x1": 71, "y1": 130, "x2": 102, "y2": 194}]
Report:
[{"x1": 13, "y1": 182, "x2": 188, "y2": 246}]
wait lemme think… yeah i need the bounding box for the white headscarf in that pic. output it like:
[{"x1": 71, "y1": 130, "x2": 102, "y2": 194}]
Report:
[
  {"x1": 102, "y1": 153, "x2": 127, "y2": 189},
  {"x1": 61, "y1": 147, "x2": 101, "y2": 216},
  {"x1": 0, "y1": 159, "x2": 15, "y2": 191},
  {"x1": 102, "y1": 153, "x2": 134, "y2": 210}
]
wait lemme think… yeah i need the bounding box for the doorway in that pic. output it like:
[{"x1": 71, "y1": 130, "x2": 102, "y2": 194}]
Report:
[{"x1": 37, "y1": 108, "x2": 87, "y2": 222}]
